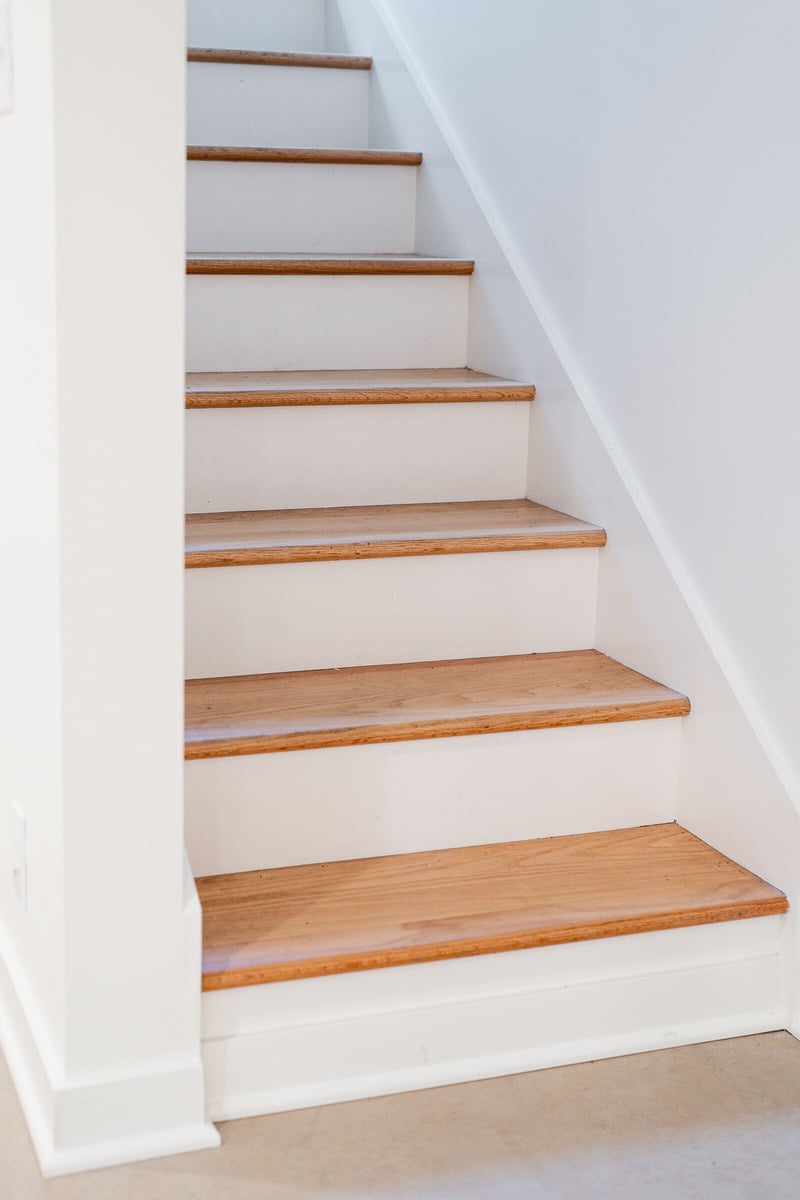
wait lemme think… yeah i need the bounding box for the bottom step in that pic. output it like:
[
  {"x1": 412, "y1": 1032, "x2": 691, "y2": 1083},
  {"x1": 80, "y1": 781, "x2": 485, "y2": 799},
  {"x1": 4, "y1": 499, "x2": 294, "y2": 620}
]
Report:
[
  {"x1": 201, "y1": 894, "x2": 787, "y2": 1123},
  {"x1": 198, "y1": 824, "x2": 786, "y2": 990}
]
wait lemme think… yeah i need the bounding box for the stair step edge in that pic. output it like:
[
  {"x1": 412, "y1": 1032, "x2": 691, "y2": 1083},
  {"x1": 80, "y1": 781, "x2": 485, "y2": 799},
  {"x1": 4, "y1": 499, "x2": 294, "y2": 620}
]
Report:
[
  {"x1": 188, "y1": 48, "x2": 373, "y2": 71},
  {"x1": 186, "y1": 254, "x2": 474, "y2": 276},
  {"x1": 184, "y1": 500, "x2": 607, "y2": 567},
  {"x1": 198, "y1": 823, "x2": 787, "y2": 990},
  {"x1": 188, "y1": 145, "x2": 421, "y2": 166},
  {"x1": 184, "y1": 649, "x2": 691, "y2": 760},
  {"x1": 185, "y1": 368, "x2": 535, "y2": 407}
]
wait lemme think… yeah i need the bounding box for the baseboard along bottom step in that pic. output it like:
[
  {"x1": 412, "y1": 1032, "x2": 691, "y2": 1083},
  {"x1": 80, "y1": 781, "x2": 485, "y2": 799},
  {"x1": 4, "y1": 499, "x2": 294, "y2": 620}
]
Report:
[{"x1": 197, "y1": 823, "x2": 787, "y2": 991}]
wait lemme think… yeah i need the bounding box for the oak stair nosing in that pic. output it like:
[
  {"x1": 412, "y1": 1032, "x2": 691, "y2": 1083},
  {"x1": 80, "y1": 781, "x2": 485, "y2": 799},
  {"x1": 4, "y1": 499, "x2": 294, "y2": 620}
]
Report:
[
  {"x1": 197, "y1": 823, "x2": 787, "y2": 990},
  {"x1": 184, "y1": 649, "x2": 691, "y2": 761},
  {"x1": 186, "y1": 255, "x2": 474, "y2": 277},
  {"x1": 184, "y1": 499, "x2": 607, "y2": 568},
  {"x1": 187, "y1": 47, "x2": 373, "y2": 71},
  {"x1": 184, "y1": 368, "x2": 535, "y2": 408},
  {"x1": 187, "y1": 145, "x2": 422, "y2": 167}
]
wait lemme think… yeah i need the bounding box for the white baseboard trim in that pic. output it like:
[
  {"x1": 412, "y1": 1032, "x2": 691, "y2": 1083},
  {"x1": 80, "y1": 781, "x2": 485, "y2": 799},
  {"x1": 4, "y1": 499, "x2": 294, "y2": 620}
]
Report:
[
  {"x1": 0, "y1": 944, "x2": 220, "y2": 1178},
  {"x1": 203, "y1": 921, "x2": 787, "y2": 1122},
  {"x1": 208, "y1": 1010, "x2": 782, "y2": 1125},
  {"x1": 0, "y1": 939, "x2": 58, "y2": 1174},
  {"x1": 41, "y1": 1121, "x2": 221, "y2": 1179}
]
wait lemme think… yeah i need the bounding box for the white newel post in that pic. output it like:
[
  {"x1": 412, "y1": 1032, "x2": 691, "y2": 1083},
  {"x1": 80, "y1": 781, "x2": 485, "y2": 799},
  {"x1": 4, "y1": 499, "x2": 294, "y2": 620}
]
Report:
[{"x1": 0, "y1": 0, "x2": 218, "y2": 1175}]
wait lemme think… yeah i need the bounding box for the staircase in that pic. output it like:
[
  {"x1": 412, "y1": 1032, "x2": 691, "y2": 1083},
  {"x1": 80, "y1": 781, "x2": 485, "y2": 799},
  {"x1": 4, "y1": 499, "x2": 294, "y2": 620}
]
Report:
[{"x1": 184, "y1": 0, "x2": 788, "y2": 1122}]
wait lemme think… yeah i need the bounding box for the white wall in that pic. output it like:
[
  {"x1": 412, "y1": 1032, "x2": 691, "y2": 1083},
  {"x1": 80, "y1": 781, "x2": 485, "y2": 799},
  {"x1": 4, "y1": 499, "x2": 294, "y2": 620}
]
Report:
[
  {"x1": 329, "y1": 0, "x2": 800, "y2": 1020},
  {"x1": 368, "y1": 0, "x2": 800, "y2": 808},
  {"x1": 0, "y1": 0, "x2": 217, "y2": 1174},
  {"x1": 0, "y1": 0, "x2": 67, "y2": 1089},
  {"x1": 1, "y1": 0, "x2": 797, "y2": 1172}
]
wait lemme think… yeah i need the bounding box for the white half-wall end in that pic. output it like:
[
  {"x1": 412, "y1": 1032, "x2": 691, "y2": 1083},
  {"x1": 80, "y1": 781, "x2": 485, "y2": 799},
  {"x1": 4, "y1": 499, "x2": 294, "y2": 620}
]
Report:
[{"x1": 0, "y1": 915, "x2": 220, "y2": 1177}]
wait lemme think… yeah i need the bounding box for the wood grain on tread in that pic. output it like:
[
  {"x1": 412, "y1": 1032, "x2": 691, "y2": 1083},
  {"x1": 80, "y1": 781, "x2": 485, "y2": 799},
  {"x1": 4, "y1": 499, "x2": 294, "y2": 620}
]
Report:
[
  {"x1": 198, "y1": 823, "x2": 787, "y2": 989},
  {"x1": 184, "y1": 650, "x2": 690, "y2": 760},
  {"x1": 185, "y1": 368, "x2": 535, "y2": 408},
  {"x1": 188, "y1": 145, "x2": 421, "y2": 166},
  {"x1": 185, "y1": 500, "x2": 607, "y2": 568},
  {"x1": 188, "y1": 48, "x2": 373, "y2": 70},
  {"x1": 186, "y1": 253, "x2": 474, "y2": 276}
]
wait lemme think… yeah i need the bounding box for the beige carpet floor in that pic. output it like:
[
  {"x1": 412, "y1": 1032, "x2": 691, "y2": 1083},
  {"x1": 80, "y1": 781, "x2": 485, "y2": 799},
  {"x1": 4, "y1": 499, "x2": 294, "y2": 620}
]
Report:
[{"x1": 2, "y1": 1032, "x2": 800, "y2": 1198}]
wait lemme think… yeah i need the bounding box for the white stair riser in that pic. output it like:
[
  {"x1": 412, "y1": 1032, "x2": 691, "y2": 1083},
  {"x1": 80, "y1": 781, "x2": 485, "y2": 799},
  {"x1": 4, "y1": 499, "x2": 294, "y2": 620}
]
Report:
[
  {"x1": 185, "y1": 404, "x2": 529, "y2": 511},
  {"x1": 187, "y1": 63, "x2": 369, "y2": 150},
  {"x1": 186, "y1": 275, "x2": 470, "y2": 372},
  {"x1": 185, "y1": 549, "x2": 599, "y2": 676},
  {"x1": 202, "y1": 917, "x2": 785, "y2": 1120},
  {"x1": 187, "y1": 0, "x2": 326, "y2": 53},
  {"x1": 185, "y1": 719, "x2": 682, "y2": 875},
  {"x1": 187, "y1": 162, "x2": 416, "y2": 254}
]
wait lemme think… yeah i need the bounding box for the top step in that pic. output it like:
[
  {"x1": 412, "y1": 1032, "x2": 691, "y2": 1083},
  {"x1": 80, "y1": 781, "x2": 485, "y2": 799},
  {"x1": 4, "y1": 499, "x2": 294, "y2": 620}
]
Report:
[{"x1": 188, "y1": 48, "x2": 372, "y2": 70}]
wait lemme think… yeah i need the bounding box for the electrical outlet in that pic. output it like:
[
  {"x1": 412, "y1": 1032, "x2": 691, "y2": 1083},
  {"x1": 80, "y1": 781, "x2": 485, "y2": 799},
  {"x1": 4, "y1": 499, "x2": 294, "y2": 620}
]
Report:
[
  {"x1": 0, "y1": 3, "x2": 13, "y2": 116},
  {"x1": 12, "y1": 799, "x2": 27, "y2": 909}
]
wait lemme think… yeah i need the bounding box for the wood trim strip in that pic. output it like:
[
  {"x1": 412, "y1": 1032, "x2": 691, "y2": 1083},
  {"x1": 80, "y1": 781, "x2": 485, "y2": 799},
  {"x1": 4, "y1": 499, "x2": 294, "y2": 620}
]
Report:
[
  {"x1": 184, "y1": 500, "x2": 607, "y2": 568},
  {"x1": 198, "y1": 824, "x2": 788, "y2": 989},
  {"x1": 186, "y1": 384, "x2": 534, "y2": 408},
  {"x1": 186, "y1": 255, "x2": 474, "y2": 276},
  {"x1": 184, "y1": 649, "x2": 691, "y2": 760},
  {"x1": 188, "y1": 48, "x2": 373, "y2": 70},
  {"x1": 186, "y1": 384, "x2": 534, "y2": 409},
  {"x1": 185, "y1": 369, "x2": 534, "y2": 409},
  {"x1": 187, "y1": 145, "x2": 422, "y2": 166}
]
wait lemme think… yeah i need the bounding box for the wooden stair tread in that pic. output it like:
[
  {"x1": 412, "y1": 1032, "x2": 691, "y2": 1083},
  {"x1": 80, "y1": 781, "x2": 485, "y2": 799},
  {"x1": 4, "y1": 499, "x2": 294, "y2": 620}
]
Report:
[
  {"x1": 186, "y1": 253, "x2": 474, "y2": 276},
  {"x1": 188, "y1": 48, "x2": 372, "y2": 71},
  {"x1": 188, "y1": 145, "x2": 421, "y2": 166},
  {"x1": 198, "y1": 823, "x2": 787, "y2": 989},
  {"x1": 185, "y1": 367, "x2": 535, "y2": 407},
  {"x1": 185, "y1": 499, "x2": 607, "y2": 567},
  {"x1": 184, "y1": 649, "x2": 690, "y2": 759}
]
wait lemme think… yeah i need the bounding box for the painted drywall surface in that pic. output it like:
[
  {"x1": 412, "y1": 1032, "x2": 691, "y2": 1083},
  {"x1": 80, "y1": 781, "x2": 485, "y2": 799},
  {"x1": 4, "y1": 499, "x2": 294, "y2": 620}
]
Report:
[
  {"x1": 0, "y1": 0, "x2": 67, "y2": 1080},
  {"x1": 187, "y1": 0, "x2": 326, "y2": 53},
  {"x1": 367, "y1": 0, "x2": 800, "y2": 806},
  {"x1": 1, "y1": 0, "x2": 216, "y2": 1170},
  {"x1": 50, "y1": 0, "x2": 192, "y2": 1081},
  {"x1": 328, "y1": 0, "x2": 800, "y2": 1018}
]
